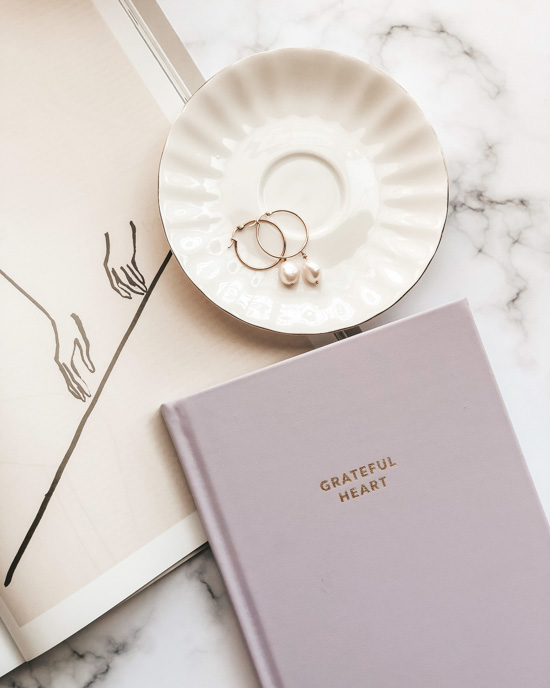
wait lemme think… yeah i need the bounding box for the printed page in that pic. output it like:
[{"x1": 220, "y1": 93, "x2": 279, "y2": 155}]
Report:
[{"x1": 0, "y1": 0, "x2": 309, "y2": 661}]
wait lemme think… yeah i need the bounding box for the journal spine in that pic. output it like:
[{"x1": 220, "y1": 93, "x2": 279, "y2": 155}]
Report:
[{"x1": 161, "y1": 403, "x2": 282, "y2": 688}]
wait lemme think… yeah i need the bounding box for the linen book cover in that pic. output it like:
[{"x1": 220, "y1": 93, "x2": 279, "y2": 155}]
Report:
[{"x1": 161, "y1": 300, "x2": 550, "y2": 688}]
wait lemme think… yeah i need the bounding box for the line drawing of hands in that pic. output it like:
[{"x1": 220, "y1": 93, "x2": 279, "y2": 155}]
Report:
[
  {"x1": 52, "y1": 312, "x2": 96, "y2": 402},
  {"x1": 1, "y1": 268, "x2": 96, "y2": 403},
  {"x1": 103, "y1": 220, "x2": 147, "y2": 299}
]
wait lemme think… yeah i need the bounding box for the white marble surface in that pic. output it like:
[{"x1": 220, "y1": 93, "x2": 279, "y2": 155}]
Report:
[{"x1": 3, "y1": 0, "x2": 550, "y2": 685}]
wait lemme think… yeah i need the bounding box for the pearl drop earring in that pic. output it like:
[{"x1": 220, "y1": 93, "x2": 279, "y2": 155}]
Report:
[
  {"x1": 279, "y1": 259, "x2": 300, "y2": 286},
  {"x1": 255, "y1": 210, "x2": 321, "y2": 286},
  {"x1": 300, "y1": 252, "x2": 321, "y2": 285}
]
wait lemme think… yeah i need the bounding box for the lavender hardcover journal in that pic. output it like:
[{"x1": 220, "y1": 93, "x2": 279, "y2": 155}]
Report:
[{"x1": 161, "y1": 300, "x2": 550, "y2": 688}]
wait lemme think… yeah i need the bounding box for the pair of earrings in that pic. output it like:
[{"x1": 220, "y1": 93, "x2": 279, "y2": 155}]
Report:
[{"x1": 229, "y1": 209, "x2": 321, "y2": 286}]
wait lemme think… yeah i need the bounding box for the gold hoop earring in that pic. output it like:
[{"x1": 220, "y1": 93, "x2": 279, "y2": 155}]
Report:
[
  {"x1": 228, "y1": 219, "x2": 286, "y2": 271},
  {"x1": 256, "y1": 210, "x2": 321, "y2": 286}
]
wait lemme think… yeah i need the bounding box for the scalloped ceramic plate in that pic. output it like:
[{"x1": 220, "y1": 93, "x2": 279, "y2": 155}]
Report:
[{"x1": 158, "y1": 48, "x2": 448, "y2": 335}]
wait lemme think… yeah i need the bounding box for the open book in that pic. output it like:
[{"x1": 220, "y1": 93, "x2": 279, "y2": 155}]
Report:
[{"x1": 0, "y1": 0, "x2": 309, "y2": 675}]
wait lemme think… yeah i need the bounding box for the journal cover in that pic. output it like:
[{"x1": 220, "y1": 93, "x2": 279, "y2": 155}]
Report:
[{"x1": 161, "y1": 301, "x2": 550, "y2": 688}]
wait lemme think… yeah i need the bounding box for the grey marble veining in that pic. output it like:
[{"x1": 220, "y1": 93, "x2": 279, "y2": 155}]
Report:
[{"x1": 3, "y1": 1, "x2": 549, "y2": 685}]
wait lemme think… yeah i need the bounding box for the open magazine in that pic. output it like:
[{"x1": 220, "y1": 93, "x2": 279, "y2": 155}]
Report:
[{"x1": 0, "y1": 0, "x2": 309, "y2": 675}]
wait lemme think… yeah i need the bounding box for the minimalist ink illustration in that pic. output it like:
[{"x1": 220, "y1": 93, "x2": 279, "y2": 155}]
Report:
[
  {"x1": 3, "y1": 221, "x2": 172, "y2": 587},
  {"x1": 104, "y1": 221, "x2": 148, "y2": 298},
  {"x1": 0, "y1": 270, "x2": 96, "y2": 402}
]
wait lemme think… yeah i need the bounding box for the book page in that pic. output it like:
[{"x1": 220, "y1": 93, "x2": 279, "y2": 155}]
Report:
[
  {"x1": 0, "y1": 0, "x2": 309, "y2": 660},
  {"x1": 0, "y1": 621, "x2": 23, "y2": 679}
]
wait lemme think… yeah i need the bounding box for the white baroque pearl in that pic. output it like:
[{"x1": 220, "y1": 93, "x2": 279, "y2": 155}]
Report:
[
  {"x1": 302, "y1": 258, "x2": 321, "y2": 285},
  {"x1": 279, "y1": 260, "x2": 299, "y2": 286}
]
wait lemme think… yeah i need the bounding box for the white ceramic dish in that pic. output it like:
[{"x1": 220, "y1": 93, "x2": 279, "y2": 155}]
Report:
[{"x1": 158, "y1": 48, "x2": 448, "y2": 335}]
